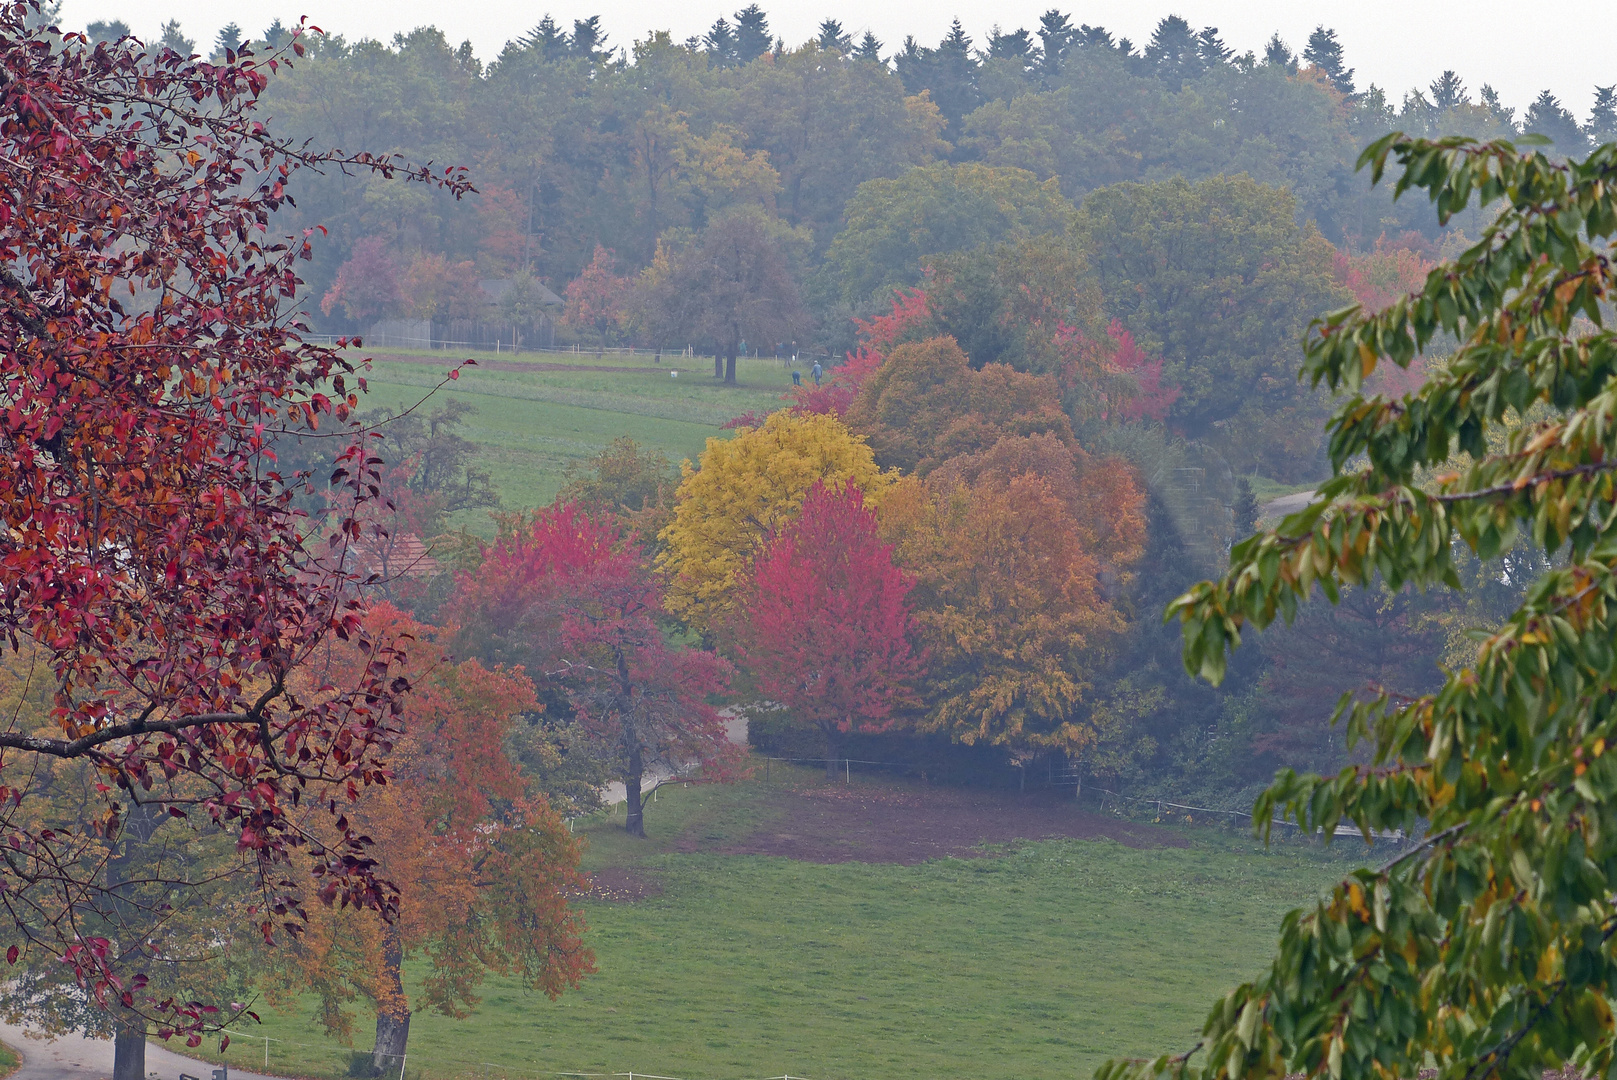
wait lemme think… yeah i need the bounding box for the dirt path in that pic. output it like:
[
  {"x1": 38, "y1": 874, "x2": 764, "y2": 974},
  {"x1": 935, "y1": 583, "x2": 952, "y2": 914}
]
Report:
[
  {"x1": 0, "y1": 1023, "x2": 283, "y2": 1080},
  {"x1": 365, "y1": 352, "x2": 668, "y2": 375}
]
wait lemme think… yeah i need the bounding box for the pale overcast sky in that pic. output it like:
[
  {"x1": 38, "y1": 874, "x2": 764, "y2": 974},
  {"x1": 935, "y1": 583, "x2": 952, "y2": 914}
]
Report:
[{"x1": 58, "y1": 0, "x2": 1617, "y2": 117}]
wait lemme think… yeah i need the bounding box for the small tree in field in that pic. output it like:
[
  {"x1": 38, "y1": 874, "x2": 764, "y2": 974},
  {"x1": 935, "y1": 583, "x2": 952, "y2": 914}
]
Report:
[
  {"x1": 564, "y1": 245, "x2": 631, "y2": 356},
  {"x1": 0, "y1": 11, "x2": 470, "y2": 1074},
  {"x1": 635, "y1": 210, "x2": 807, "y2": 383},
  {"x1": 321, "y1": 236, "x2": 402, "y2": 322},
  {"x1": 735, "y1": 482, "x2": 922, "y2": 776},
  {"x1": 447, "y1": 506, "x2": 736, "y2": 837}
]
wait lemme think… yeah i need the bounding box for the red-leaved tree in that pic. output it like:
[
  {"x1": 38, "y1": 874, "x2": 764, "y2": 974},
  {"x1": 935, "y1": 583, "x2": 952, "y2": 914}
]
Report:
[
  {"x1": 733, "y1": 482, "x2": 922, "y2": 777},
  {"x1": 447, "y1": 505, "x2": 736, "y2": 837},
  {"x1": 0, "y1": 8, "x2": 470, "y2": 1067},
  {"x1": 320, "y1": 236, "x2": 403, "y2": 322}
]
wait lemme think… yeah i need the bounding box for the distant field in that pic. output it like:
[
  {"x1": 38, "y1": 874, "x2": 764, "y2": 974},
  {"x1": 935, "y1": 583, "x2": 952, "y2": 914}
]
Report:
[
  {"x1": 196, "y1": 764, "x2": 1366, "y2": 1080},
  {"x1": 349, "y1": 348, "x2": 799, "y2": 528}
]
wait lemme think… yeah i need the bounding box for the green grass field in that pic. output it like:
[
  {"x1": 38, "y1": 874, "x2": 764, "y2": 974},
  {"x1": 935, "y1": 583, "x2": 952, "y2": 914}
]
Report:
[
  {"x1": 196, "y1": 766, "x2": 1363, "y2": 1080},
  {"x1": 0, "y1": 1040, "x2": 17, "y2": 1077},
  {"x1": 351, "y1": 349, "x2": 798, "y2": 525}
]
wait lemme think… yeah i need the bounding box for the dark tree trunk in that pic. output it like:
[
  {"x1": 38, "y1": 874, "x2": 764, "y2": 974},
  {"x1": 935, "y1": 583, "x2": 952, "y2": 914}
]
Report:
[
  {"x1": 724, "y1": 346, "x2": 738, "y2": 384},
  {"x1": 371, "y1": 924, "x2": 412, "y2": 1077},
  {"x1": 112, "y1": 1021, "x2": 146, "y2": 1080},
  {"x1": 624, "y1": 743, "x2": 646, "y2": 837},
  {"x1": 714, "y1": 350, "x2": 723, "y2": 378},
  {"x1": 822, "y1": 723, "x2": 840, "y2": 780}
]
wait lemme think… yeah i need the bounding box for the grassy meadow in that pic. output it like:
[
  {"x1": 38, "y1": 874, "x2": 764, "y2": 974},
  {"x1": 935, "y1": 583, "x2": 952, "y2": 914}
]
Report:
[
  {"x1": 351, "y1": 348, "x2": 797, "y2": 524},
  {"x1": 197, "y1": 766, "x2": 1362, "y2": 1080},
  {"x1": 186, "y1": 350, "x2": 1365, "y2": 1080}
]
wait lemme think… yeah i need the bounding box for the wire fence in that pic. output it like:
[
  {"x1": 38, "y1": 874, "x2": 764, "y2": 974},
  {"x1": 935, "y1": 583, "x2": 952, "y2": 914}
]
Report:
[
  {"x1": 558, "y1": 755, "x2": 1409, "y2": 847},
  {"x1": 296, "y1": 337, "x2": 798, "y2": 366},
  {"x1": 1085, "y1": 786, "x2": 1408, "y2": 842}
]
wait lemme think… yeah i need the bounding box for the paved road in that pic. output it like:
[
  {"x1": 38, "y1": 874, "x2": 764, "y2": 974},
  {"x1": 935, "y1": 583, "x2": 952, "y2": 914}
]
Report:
[
  {"x1": 1261, "y1": 489, "x2": 1317, "y2": 519},
  {"x1": 0, "y1": 1023, "x2": 283, "y2": 1080}
]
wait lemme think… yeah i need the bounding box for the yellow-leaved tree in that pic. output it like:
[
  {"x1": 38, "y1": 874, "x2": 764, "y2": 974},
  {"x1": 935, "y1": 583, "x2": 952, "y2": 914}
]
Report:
[{"x1": 658, "y1": 410, "x2": 893, "y2": 631}]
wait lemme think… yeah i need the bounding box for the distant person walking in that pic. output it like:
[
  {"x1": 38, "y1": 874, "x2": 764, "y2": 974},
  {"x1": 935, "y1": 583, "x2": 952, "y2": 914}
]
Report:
[
  {"x1": 792, "y1": 369, "x2": 802, "y2": 386},
  {"x1": 811, "y1": 359, "x2": 823, "y2": 386}
]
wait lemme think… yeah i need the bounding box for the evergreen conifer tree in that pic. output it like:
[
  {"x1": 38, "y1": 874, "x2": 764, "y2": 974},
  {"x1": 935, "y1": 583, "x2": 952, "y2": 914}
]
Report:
[
  {"x1": 816, "y1": 18, "x2": 851, "y2": 53},
  {"x1": 1262, "y1": 33, "x2": 1296, "y2": 73},
  {"x1": 852, "y1": 30, "x2": 883, "y2": 64},
  {"x1": 1302, "y1": 25, "x2": 1354, "y2": 95},
  {"x1": 1523, "y1": 89, "x2": 1589, "y2": 155},
  {"x1": 733, "y1": 4, "x2": 771, "y2": 63}
]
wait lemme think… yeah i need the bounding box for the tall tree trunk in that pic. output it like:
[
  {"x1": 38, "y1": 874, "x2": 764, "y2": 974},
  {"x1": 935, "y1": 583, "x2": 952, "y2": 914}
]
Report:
[
  {"x1": 724, "y1": 345, "x2": 738, "y2": 384},
  {"x1": 624, "y1": 743, "x2": 646, "y2": 837},
  {"x1": 108, "y1": 804, "x2": 160, "y2": 1080},
  {"x1": 714, "y1": 350, "x2": 723, "y2": 379},
  {"x1": 371, "y1": 924, "x2": 412, "y2": 1077},
  {"x1": 112, "y1": 1020, "x2": 146, "y2": 1080}
]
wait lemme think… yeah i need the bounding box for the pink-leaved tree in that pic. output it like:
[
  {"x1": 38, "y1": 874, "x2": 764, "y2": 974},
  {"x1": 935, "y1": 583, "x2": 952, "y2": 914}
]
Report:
[{"x1": 733, "y1": 482, "x2": 923, "y2": 777}]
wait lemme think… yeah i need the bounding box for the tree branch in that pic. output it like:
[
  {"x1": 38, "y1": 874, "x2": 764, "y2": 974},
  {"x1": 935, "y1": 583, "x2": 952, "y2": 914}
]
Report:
[{"x1": 1, "y1": 679, "x2": 285, "y2": 759}]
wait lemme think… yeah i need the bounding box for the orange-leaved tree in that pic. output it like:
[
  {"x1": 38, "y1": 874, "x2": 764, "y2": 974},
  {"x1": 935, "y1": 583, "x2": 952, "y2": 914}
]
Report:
[
  {"x1": 563, "y1": 245, "x2": 632, "y2": 356},
  {"x1": 842, "y1": 336, "x2": 1074, "y2": 474},
  {"x1": 881, "y1": 432, "x2": 1146, "y2": 757},
  {"x1": 268, "y1": 606, "x2": 592, "y2": 1072}
]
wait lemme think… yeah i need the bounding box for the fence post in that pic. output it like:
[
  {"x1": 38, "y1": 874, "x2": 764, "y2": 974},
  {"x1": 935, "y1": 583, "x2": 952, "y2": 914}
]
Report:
[{"x1": 846, "y1": 758, "x2": 850, "y2": 784}]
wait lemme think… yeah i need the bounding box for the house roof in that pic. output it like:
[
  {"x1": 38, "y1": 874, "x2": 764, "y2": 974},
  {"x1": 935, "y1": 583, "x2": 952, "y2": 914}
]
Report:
[{"x1": 353, "y1": 531, "x2": 442, "y2": 581}]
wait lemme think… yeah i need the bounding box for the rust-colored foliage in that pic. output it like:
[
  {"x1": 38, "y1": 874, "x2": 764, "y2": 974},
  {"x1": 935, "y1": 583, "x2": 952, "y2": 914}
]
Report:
[
  {"x1": 1332, "y1": 233, "x2": 1437, "y2": 398},
  {"x1": 843, "y1": 336, "x2": 1074, "y2": 473},
  {"x1": 880, "y1": 448, "x2": 1145, "y2": 753},
  {"x1": 273, "y1": 606, "x2": 591, "y2": 1043},
  {"x1": 0, "y1": 7, "x2": 471, "y2": 1032}
]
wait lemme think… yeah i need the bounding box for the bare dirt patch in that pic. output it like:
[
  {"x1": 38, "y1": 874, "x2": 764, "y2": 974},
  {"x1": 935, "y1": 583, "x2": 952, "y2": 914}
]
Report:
[
  {"x1": 679, "y1": 782, "x2": 1183, "y2": 864},
  {"x1": 580, "y1": 866, "x2": 663, "y2": 902}
]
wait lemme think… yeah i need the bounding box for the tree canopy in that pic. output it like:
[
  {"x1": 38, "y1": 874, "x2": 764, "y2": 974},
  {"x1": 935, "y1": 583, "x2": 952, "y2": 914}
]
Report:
[{"x1": 1128, "y1": 134, "x2": 1617, "y2": 1080}]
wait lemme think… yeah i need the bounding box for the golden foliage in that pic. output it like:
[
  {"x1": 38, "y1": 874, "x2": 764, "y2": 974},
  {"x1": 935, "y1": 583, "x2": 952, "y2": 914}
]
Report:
[{"x1": 658, "y1": 410, "x2": 893, "y2": 630}]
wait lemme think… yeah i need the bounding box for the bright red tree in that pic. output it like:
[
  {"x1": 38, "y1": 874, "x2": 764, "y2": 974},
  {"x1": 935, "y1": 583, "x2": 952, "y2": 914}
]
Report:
[
  {"x1": 0, "y1": 8, "x2": 469, "y2": 1058},
  {"x1": 1101, "y1": 319, "x2": 1179, "y2": 421},
  {"x1": 734, "y1": 482, "x2": 923, "y2": 776}
]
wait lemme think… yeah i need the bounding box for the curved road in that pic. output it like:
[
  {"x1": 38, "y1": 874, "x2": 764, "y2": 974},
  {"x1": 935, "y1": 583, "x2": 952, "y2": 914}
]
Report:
[{"x1": 1, "y1": 1021, "x2": 287, "y2": 1080}]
